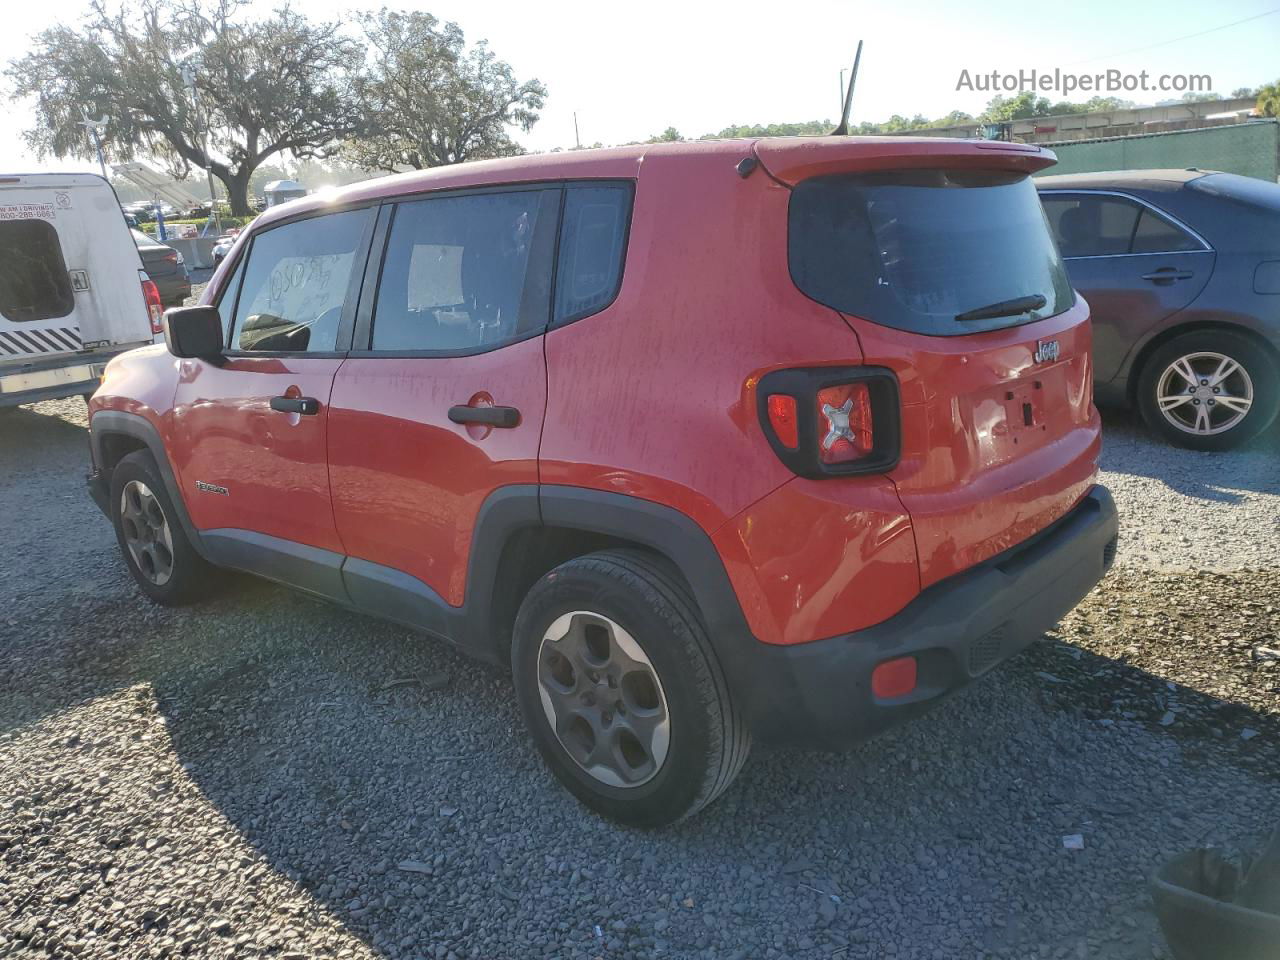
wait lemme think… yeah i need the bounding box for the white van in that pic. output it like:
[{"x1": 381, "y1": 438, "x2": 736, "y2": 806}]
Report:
[{"x1": 1, "y1": 172, "x2": 161, "y2": 407}]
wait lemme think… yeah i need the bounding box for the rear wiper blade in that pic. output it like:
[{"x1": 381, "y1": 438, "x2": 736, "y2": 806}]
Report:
[{"x1": 955, "y1": 294, "x2": 1047, "y2": 323}]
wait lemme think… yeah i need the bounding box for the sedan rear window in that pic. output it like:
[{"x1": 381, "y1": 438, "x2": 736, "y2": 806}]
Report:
[{"x1": 789, "y1": 170, "x2": 1075, "y2": 336}]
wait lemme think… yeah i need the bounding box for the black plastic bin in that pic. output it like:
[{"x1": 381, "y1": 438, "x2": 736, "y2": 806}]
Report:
[{"x1": 1152, "y1": 849, "x2": 1280, "y2": 960}]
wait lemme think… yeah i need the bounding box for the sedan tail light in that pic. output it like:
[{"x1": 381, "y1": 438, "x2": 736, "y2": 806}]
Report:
[
  {"x1": 140, "y1": 274, "x2": 164, "y2": 334},
  {"x1": 757, "y1": 366, "x2": 900, "y2": 477}
]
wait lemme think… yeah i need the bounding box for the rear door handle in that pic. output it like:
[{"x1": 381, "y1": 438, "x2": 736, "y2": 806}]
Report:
[
  {"x1": 270, "y1": 396, "x2": 321, "y2": 415},
  {"x1": 448, "y1": 404, "x2": 521, "y2": 428},
  {"x1": 1141, "y1": 269, "x2": 1194, "y2": 283}
]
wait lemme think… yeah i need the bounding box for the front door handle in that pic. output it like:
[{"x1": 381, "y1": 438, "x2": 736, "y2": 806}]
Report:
[
  {"x1": 270, "y1": 395, "x2": 321, "y2": 415},
  {"x1": 448, "y1": 404, "x2": 521, "y2": 428},
  {"x1": 1141, "y1": 268, "x2": 1194, "y2": 284}
]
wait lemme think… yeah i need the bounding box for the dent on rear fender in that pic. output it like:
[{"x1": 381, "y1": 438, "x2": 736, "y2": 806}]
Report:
[{"x1": 711, "y1": 476, "x2": 920, "y2": 646}]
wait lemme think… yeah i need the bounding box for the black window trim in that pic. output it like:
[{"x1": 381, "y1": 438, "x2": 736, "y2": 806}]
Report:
[
  {"x1": 1038, "y1": 188, "x2": 1213, "y2": 260},
  {"x1": 218, "y1": 199, "x2": 382, "y2": 360}
]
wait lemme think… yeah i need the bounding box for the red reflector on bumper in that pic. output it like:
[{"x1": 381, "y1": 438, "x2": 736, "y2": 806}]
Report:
[{"x1": 871, "y1": 656, "x2": 917, "y2": 699}]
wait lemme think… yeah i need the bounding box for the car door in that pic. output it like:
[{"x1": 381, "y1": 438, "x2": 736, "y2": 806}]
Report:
[
  {"x1": 1040, "y1": 190, "x2": 1214, "y2": 383},
  {"x1": 327, "y1": 187, "x2": 560, "y2": 624},
  {"x1": 169, "y1": 205, "x2": 376, "y2": 579}
]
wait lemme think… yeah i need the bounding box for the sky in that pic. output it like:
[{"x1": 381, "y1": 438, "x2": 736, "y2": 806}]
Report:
[{"x1": 1, "y1": 0, "x2": 1277, "y2": 175}]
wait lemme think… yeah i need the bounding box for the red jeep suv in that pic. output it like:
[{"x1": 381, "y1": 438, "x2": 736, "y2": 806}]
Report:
[{"x1": 87, "y1": 137, "x2": 1118, "y2": 826}]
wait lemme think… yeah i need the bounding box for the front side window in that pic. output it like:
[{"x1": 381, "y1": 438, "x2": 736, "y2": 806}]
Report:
[
  {"x1": 0, "y1": 219, "x2": 75, "y2": 323},
  {"x1": 231, "y1": 207, "x2": 373, "y2": 353},
  {"x1": 370, "y1": 190, "x2": 558, "y2": 353},
  {"x1": 554, "y1": 184, "x2": 632, "y2": 324},
  {"x1": 790, "y1": 170, "x2": 1075, "y2": 336}
]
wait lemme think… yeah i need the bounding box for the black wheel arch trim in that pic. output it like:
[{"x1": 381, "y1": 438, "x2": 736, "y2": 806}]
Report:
[{"x1": 89, "y1": 409, "x2": 209, "y2": 561}]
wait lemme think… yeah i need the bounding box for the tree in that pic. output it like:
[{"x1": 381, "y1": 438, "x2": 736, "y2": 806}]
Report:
[
  {"x1": 1047, "y1": 96, "x2": 1134, "y2": 116},
  {"x1": 928, "y1": 110, "x2": 974, "y2": 128},
  {"x1": 7, "y1": 0, "x2": 361, "y2": 215},
  {"x1": 707, "y1": 121, "x2": 831, "y2": 139},
  {"x1": 1179, "y1": 91, "x2": 1223, "y2": 103},
  {"x1": 346, "y1": 9, "x2": 545, "y2": 173},
  {"x1": 1256, "y1": 81, "x2": 1280, "y2": 117},
  {"x1": 1231, "y1": 87, "x2": 1257, "y2": 99},
  {"x1": 647, "y1": 127, "x2": 682, "y2": 143},
  {"x1": 980, "y1": 92, "x2": 1052, "y2": 122}
]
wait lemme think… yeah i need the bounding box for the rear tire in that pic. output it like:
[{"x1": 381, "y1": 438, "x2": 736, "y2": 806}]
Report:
[
  {"x1": 109, "y1": 450, "x2": 220, "y2": 605},
  {"x1": 1137, "y1": 330, "x2": 1279, "y2": 451},
  {"x1": 511, "y1": 549, "x2": 750, "y2": 827}
]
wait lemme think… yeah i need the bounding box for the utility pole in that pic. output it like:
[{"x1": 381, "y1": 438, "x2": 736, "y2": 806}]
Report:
[{"x1": 574, "y1": 112, "x2": 581, "y2": 150}]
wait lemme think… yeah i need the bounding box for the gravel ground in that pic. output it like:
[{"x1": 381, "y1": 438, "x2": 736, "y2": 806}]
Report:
[{"x1": 1, "y1": 397, "x2": 1277, "y2": 960}]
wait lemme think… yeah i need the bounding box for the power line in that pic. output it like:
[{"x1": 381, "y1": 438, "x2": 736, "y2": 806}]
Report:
[{"x1": 1064, "y1": 7, "x2": 1280, "y2": 67}]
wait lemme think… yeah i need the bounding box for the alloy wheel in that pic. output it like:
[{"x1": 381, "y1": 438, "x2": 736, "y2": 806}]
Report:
[
  {"x1": 119, "y1": 480, "x2": 175, "y2": 586},
  {"x1": 536, "y1": 611, "x2": 671, "y2": 788},
  {"x1": 1155, "y1": 351, "x2": 1254, "y2": 436}
]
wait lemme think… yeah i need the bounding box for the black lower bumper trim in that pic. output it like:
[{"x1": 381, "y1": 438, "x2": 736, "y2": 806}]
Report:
[{"x1": 737, "y1": 485, "x2": 1119, "y2": 749}]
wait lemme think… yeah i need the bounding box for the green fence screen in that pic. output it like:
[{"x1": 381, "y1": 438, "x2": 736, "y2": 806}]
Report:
[{"x1": 1037, "y1": 121, "x2": 1279, "y2": 182}]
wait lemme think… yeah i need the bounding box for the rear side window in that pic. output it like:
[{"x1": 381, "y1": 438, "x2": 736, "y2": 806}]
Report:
[
  {"x1": 1041, "y1": 193, "x2": 1204, "y2": 257},
  {"x1": 231, "y1": 207, "x2": 373, "y2": 353},
  {"x1": 554, "y1": 184, "x2": 632, "y2": 325},
  {"x1": 790, "y1": 170, "x2": 1075, "y2": 336},
  {"x1": 0, "y1": 219, "x2": 75, "y2": 323},
  {"x1": 370, "y1": 189, "x2": 557, "y2": 353},
  {"x1": 1041, "y1": 195, "x2": 1139, "y2": 258}
]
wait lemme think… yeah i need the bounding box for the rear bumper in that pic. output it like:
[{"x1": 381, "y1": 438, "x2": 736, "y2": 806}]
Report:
[
  {"x1": 0, "y1": 346, "x2": 140, "y2": 408},
  {"x1": 735, "y1": 485, "x2": 1118, "y2": 749}
]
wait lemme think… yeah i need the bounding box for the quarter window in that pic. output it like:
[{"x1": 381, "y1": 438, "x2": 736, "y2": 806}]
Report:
[
  {"x1": 1130, "y1": 209, "x2": 1201, "y2": 254},
  {"x1": 213, "y1": 255, "x2": 245, "y2": 345},
  {"x1": 230, "y1": 207, "x2": 373, "y2": 353},
  {"x1": 554, "y1": 184, "x2": 632, "y2": 325},
  {"x1": 0, "y1": 219, "x2": 75, "y2": 323},
  {"x1": 370, "y1": 190, "x2": 557, "y2": 353}
]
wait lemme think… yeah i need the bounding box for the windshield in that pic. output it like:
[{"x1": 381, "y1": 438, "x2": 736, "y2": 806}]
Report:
[{"x1": 789, "y1": 169, "x2": 1075, "y2": 336}]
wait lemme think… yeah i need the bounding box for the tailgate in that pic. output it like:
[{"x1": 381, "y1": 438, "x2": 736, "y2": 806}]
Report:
[
  {"x1": 851, "y1": 300, "x2": 1099, "y2": 587},
  {"x1": 776, "y1": 140, "x2": 1101, "y2": 589}
]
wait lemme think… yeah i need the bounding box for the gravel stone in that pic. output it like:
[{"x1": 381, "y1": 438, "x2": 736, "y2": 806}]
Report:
[{"x1": 0, "y1": 390, "x2": 1276, "y2": 959}]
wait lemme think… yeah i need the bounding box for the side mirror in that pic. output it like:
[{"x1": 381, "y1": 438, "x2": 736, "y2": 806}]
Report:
[{"x1": 163, "y1": 305, "x2": 225, "y2": 361}]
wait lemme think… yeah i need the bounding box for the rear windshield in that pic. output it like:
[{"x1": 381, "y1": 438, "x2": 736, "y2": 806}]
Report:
[
  {"x1": 0, "y1": 218, "x2": 75, "y2": 324},
  {"x1": 789, "y1": 169, "x2": 1075, "y2": 336}
]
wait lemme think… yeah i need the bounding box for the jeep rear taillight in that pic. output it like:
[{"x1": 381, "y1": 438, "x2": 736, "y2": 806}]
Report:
[
  {"x1": 757, "y1": 367, "x2": 900, "y2": 478},
  {"x1": 817, "y1": 382, "x2": 874, "y2": 464},
  {"x1": 141, "y1": 277, "x2": 163, "y2": 334},
  {"x1": 766, "y1": 394, "x2": 799, "y2": 449}
]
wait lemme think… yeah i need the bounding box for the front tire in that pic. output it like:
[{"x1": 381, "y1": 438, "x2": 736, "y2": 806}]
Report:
[
  {"x1": 512, "y1": 549, "x2": 750, "y2": 827},
  {"x1": 109, "y1": 450, "x2": 220, "y2": 605},
  {"x1": 1137, "y1": 330, "x2": 1279, "y2": 451}
]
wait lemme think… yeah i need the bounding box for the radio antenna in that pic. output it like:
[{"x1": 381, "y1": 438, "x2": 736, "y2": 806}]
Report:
[{"x1": 831, "y1": 40, "x2": 863, "y2": 136}]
